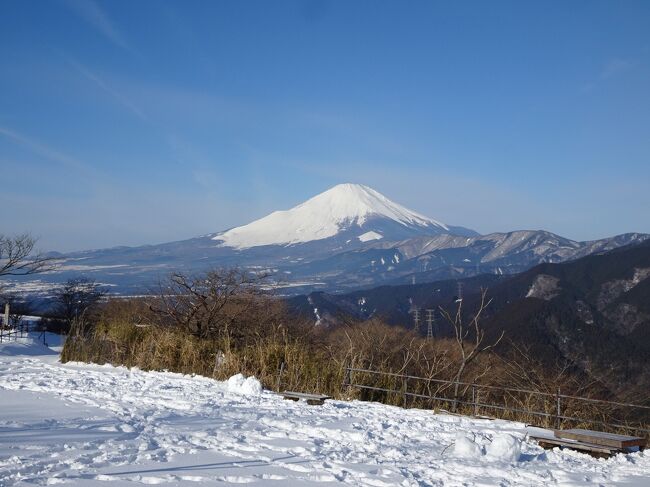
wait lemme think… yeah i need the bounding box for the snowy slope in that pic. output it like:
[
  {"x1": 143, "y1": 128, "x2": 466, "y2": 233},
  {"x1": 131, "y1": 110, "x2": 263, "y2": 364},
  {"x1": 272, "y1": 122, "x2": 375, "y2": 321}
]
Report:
[
  {"x1": 213, "y1": 183, "x2": 454, "y2": 249},
  {"x1": 2, "y1": 339, "x2": 650, "y2": 486}
]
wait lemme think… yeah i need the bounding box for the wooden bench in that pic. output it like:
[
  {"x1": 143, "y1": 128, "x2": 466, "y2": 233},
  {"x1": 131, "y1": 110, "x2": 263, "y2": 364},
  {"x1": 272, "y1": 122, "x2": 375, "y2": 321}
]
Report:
[
  {"x1": 530, "y1": 428, "x2": 646, "y2": 458},
  {"x1": 555, "y1": 429, "x2": 646, "y2": 450},
  {"x1": 282, "y1": 391, "x2": 332, "y2": 406},
  {"x1": 533, "y1": 436, "x2": 620, "y2": 457}
]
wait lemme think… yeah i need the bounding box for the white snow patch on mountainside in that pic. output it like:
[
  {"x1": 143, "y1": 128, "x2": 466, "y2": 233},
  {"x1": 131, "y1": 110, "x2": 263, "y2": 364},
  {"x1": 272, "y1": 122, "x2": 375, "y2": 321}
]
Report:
[
  {"x1": 358, "y1": 230, "x2": 383, "y2": 242},
  {"x1": 214, "y1": 183, "x2": 449, "y2": 249}
]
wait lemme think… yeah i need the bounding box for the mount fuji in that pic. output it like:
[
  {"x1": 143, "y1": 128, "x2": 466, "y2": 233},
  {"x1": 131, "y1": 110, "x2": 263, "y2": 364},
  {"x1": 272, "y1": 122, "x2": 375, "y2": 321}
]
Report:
[
  {"x1": 213, "y1": 183, "x2": 477, "y2": 249},
  {"x1": 9, "y1": 184, "x2": 648, "y2": 297}
]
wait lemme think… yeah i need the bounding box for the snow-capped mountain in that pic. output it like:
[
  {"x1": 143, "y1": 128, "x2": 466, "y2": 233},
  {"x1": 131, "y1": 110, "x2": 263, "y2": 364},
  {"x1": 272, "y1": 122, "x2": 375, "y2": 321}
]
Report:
[
  {"x1": 213, "y1": 183, "x2": 477, "y2": 249},
  {"x1": 8, "y1": 184, "x2": 649, "y2": 298}
]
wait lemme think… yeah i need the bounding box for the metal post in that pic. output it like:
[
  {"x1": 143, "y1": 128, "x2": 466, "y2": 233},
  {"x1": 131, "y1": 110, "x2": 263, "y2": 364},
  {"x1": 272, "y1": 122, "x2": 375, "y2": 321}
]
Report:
[
  {"x1": 472, "y1": 385, "x2": 478, "y2": 416},
  {"x1": 556, "y1": 387, "x2": 561, "y2": 430},
  {"x1": 276, "y1": 362, "x2": 285, "y2": 392},
  {"x1": 2, "y1": 303, "x2": 9, "y2": 342},
  {"x1": 343, "y1": 364, "x2": 351, "y2": 387}
]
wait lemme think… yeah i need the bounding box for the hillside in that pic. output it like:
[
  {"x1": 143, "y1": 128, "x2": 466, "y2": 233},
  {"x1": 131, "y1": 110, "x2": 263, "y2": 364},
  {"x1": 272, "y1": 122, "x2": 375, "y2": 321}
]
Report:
[
  {"x1": 289, "y1": 273, "x2": 505, "y2": 327},
  {"x1": 291, "y1": 240, "x2": 650, "y2": 394},
  {"x1": 479, "y1": 239, "x2": 650, "y2": 392}
]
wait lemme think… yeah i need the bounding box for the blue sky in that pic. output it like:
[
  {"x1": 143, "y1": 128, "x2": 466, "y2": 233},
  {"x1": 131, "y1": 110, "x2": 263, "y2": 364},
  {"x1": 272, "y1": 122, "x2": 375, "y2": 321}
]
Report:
[{"x1": 1, "y1": 0, "x2": 649, "y2": 251}]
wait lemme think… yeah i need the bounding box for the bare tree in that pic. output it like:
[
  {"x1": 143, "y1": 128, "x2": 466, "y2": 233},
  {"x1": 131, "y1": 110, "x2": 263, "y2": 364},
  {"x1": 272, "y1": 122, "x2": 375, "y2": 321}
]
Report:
[
  {"x1": 53, "y1": 278, "x2": 107, "y2": 329},
  {"x1": 148, "y1": 268, "x2": 270, "y2": 340},
  {"x1": 439, "y1": 288, "x2": 504, "y2": 410},
  {"x1": 0, "y1": 233, "x2": 57, "y2": 277}
]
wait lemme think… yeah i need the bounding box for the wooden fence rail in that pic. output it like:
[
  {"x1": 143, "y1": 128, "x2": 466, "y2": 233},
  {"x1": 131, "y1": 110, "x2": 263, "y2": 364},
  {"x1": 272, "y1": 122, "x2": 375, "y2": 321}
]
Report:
[
  {"x1": 0, "y1": 323, "x2": 23, "y2": 343},
  {"x1": 0, "y1": 321, "x2": 40, "y2": 343},
  {"x1": 343, "y1": 366, "x2": 650, "y2": 435}
]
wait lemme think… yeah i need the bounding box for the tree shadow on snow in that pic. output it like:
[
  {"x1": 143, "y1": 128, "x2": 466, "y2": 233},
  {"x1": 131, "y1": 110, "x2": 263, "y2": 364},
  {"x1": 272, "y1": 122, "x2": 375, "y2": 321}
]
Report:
[{"x1": 100, "y1": 453, "x2": 309, "y2": 477}]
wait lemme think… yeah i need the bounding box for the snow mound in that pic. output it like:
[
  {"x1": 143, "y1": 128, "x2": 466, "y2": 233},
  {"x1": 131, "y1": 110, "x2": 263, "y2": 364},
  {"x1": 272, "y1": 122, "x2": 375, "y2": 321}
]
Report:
[
  {"x1": 486, "y1": 433, "x2": 522, "y2": 462},
  {"x1": 214, "y1": 183, "x2": 448, "y2": 249},
  {"x1": 453, "y1": 432, "x2": 522, "y2": 463},
  {"x1": 226, "y1": 374, "x2": 263, "y2": 396},
  {"x1": 453, "y1": 432, "x2": 483, "y2": 458}
]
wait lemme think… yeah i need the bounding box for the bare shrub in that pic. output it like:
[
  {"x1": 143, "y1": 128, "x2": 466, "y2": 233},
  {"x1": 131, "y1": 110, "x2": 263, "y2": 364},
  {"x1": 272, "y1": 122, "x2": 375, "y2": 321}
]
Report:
[
  {"x1": 148, "y1": 269, "x2": 271, "y2": 340},
  {"x1": 438, "y1": 289, "x2": 504, "y2": 410},
  {"x1": 53, "y1": 278, "x2": 107, "y2": 335}
]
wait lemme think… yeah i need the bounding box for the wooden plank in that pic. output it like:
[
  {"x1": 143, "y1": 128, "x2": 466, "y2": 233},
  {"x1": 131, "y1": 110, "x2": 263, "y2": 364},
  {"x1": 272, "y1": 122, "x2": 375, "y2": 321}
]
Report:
[
  {"x1": 282, "y1": 391, "x2": 331, "y2": 400},
  {"x1": 282, "y1": 391, "x2": 332, "y2": 405},
  {"x1": 531, "y1": 436, "x2": 616, "y2": 457},
  {"x1": 555, "y1": 429, "x2": 646, "y2": 449}
]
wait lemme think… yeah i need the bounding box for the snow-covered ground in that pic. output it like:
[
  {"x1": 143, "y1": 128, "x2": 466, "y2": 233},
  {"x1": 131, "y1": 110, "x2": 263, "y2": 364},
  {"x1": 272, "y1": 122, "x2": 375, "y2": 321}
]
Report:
[{"x1": 1, "y1": 338, "x2": 649, "y2": 486}]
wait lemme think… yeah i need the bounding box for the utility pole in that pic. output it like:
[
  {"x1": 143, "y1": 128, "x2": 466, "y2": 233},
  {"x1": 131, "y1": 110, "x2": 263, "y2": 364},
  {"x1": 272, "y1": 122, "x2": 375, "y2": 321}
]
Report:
[{"x1": 456, "y1": 281, "x2": 463, "y2": 302}]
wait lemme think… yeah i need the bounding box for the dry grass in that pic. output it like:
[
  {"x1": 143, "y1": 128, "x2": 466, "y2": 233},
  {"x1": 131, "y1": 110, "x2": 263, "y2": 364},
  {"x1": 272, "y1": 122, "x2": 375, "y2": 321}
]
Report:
[{"x1": 61, "y1": 298, "x2": 650, "y2": 438}]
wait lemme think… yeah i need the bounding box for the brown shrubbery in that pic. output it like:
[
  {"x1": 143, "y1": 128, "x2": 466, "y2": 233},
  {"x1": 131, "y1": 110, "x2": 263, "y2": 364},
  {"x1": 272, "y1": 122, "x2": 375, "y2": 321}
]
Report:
[
  {"x1": 61, "y1": 269, "x2": 649, "y2": 435},
  {"x1": 60, "y1": 283, "x2": 497, "y2": 404}
]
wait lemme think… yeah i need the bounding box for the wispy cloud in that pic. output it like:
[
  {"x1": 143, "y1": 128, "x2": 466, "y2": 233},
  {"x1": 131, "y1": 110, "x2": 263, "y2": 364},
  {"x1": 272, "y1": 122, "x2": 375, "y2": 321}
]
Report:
[
  {"x1": 582, "y1": 57, "x2": 638, "y2": 92},
  {"x1": 62, "y1": 0, "x2": 130, "y2": 51},
  {"x1": 601, "y1": 58, "x2": 635, "y2": 79},
  {"x1": 0, "y1": 126, "x2": 94, "y2": 175},
  {"x1": 64, "y1": 57, "x2": 148, "y2": 121}
]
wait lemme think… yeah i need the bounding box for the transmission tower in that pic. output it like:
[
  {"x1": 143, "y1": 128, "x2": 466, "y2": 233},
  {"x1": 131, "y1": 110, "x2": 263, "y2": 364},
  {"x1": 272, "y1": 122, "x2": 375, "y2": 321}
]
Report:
[
  {"x1": 425, "y1": 308, "x2": 436, "y2": 339},
  {"x1": 412, "y1": 307, "x2": 421, "y2": 333}
]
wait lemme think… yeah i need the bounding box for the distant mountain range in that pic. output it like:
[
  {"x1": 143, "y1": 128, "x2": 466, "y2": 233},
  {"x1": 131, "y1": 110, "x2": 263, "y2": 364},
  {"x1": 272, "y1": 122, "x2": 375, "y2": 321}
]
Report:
[{"x1": 10, "y1": 183, "x2": 649, "y2": 296}]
